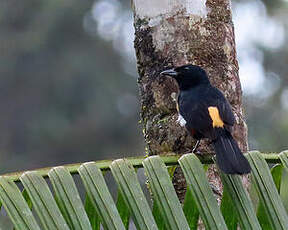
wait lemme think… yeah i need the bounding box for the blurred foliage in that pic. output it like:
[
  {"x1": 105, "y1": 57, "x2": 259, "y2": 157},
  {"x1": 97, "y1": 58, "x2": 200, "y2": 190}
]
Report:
[
  {"x1": 244, "y1": 0, "x2": 288, "y2": 152},
  {"x1": 0, "y1": 0, "x2": 144, "y2": 173},
  {"x1": 0, "y1": 0, "x2": 287, "y2": 174}
]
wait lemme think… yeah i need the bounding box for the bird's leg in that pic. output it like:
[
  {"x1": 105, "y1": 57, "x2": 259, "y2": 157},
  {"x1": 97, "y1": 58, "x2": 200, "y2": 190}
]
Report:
[{"x1": 192, "y1": 140, "x2": 200, "y2": 153}]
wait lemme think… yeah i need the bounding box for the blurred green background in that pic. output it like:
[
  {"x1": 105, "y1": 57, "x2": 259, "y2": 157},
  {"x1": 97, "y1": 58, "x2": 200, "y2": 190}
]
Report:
[{"x1": 0, "y1": 0, "x2": 287, "y2": 174}]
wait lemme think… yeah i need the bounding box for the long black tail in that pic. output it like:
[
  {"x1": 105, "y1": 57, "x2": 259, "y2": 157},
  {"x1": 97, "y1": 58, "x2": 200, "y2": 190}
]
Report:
[{"x1": 212, "y1": 129, "x2": 251, "y2": 175}]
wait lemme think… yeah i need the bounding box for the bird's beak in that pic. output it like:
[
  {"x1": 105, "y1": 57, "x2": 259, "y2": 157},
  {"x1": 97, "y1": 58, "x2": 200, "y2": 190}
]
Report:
[{"x1": 160, "y1": 68, "x2": 178, "y2": 77}]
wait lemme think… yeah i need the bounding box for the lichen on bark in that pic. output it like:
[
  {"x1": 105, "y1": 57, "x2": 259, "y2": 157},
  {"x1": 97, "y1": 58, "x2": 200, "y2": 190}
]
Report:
[{"x1": 133, "y1": 0, "x2": 248, "y2": 201}]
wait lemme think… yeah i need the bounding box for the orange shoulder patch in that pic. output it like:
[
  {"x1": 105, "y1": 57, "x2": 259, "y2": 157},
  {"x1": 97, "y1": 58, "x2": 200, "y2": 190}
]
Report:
[{"x1": 208, "y1": 106, "x2": 224, "y2": 128}]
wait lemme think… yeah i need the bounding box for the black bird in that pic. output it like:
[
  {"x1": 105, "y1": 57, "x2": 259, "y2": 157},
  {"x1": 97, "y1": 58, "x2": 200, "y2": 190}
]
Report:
[{"x1": 160, "y1": 64, "x2": 251, "y2": 175}]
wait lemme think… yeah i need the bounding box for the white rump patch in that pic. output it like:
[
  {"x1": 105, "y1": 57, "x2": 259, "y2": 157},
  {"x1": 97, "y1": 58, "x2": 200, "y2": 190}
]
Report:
[{"x1": 177, "y1": 114, "x2": 187, "y2": 127}]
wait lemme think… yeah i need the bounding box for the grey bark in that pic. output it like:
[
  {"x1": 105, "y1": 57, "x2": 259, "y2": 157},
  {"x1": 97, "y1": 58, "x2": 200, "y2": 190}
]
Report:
[{"x1": 132, "y1": 0, "x2": 248, "y2": 201}]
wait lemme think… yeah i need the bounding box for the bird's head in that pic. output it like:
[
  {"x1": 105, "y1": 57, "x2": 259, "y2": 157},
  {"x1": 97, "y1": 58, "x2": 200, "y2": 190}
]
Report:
[{"x1": 160, "y1": 64, "x2": 210, "y2": 90}]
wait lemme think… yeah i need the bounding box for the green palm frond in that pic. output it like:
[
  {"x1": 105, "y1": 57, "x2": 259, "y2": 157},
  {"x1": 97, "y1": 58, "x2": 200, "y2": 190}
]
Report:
[{"x1": 0, "y1": 151, "x2": 287, "y2": 229}]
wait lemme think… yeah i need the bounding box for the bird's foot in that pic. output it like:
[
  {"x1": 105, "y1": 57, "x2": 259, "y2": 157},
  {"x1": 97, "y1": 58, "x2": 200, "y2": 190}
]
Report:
[{"x1": 192, "y1": 140, "x2": 200, "y2": 153}]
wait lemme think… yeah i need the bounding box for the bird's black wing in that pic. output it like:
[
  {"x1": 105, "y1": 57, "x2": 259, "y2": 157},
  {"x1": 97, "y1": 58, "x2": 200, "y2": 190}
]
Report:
[
  {"x1": 208, "y1": 87, "x2": 235, "y2": 127},
  {"x1": 178, "y1": 86, "x2": 235, "y2": 139}
]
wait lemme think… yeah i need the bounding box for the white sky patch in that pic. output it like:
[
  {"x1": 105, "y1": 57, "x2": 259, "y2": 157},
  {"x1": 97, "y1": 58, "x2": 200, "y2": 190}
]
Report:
[
  {"x1": 239, "y1": 56, "x2": 265, "y2": 95},
  {"x1": 91, "y1": 0, "x2": 122, "y2": 40},
  {"x1": 233, "y1": 0, "x2": 284, "y2": 97},
  {"x1": 84, "y1": 0, "x2": 137, "y2": 77},
  {"x1": 234, "y1": 0, "x2": 284, "y2": 50},
  {"x1": 117, "y1": 93, "x2": 138, "y2": 117},
  {"x1": 239, "y1": 55, "x2": 281, "y2": 99}
]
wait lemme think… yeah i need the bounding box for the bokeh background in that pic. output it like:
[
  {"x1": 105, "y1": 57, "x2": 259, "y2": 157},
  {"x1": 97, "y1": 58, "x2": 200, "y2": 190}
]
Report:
[{"x1": 0, "y1": 0, "x2": 287, "y2": 174}]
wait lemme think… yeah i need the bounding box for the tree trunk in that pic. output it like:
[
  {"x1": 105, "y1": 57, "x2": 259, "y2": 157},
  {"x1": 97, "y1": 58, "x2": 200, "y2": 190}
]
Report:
[{"x1": 132, "y1": 0, "x2": 248, "y2": 201}]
